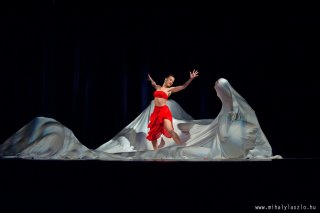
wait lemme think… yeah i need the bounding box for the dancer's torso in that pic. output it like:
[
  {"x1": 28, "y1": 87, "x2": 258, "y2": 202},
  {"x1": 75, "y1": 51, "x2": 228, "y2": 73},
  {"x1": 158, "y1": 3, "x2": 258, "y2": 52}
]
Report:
[{"x1": 153, "y1": 89, "x2": 171, "y2": 107}]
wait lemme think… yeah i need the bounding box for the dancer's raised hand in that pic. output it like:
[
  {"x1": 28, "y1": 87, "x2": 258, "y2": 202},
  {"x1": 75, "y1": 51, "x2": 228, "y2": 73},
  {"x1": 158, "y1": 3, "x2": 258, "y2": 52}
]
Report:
[
  {"x1": 189, "y1": 69, "x2": 199, "y2": 79},
  {"x1": 147, "y1": 73, "x2": 154, "y2": 82}
]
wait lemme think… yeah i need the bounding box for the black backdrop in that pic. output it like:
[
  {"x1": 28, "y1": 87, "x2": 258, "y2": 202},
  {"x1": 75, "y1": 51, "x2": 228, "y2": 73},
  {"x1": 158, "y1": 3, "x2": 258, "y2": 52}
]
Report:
[
  {"x1": 1, "y1": 2, "x2": 320, "y2": 213},
  {"x1": 1, "y1": 2, "x2": 320, "y2": 158}
]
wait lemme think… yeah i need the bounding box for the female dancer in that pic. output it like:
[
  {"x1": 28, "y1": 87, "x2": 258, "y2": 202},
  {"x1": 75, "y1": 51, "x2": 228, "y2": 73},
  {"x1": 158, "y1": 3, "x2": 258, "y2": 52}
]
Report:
[{"x1": 146, "y1": 69, "x2": 199, "y2": 150}]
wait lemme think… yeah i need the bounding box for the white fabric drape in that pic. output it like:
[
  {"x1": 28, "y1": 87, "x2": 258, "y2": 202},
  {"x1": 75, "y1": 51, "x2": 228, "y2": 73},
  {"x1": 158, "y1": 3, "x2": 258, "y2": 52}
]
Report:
[{"x1": 0, "y1": 78, "x2": 282, "y2": 160}]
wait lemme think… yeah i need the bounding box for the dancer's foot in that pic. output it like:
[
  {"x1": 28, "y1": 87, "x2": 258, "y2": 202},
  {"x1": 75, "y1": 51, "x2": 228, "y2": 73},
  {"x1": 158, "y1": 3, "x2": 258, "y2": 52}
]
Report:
[
  {"x1": 179, "y1": 142, "x2": 187, "y2": 146},
  {"x1": 158, "y1": 138, "x2": 165, "y2": 149},
  {"x1": 174, "y1": 141, "x2": 186, "y2": 146}
]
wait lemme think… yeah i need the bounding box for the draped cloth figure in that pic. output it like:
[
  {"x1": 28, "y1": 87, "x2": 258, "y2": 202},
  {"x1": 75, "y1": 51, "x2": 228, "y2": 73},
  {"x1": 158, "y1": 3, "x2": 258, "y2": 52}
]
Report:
[{"x1": 0, "y1": 78, "x2": 281, "y2": 160}]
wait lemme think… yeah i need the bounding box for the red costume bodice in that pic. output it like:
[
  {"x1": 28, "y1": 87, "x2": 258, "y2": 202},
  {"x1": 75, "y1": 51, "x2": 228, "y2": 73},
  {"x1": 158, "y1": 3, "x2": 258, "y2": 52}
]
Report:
[{"x1": 153, "y1": 90, "x2": 168, "y2": 99}]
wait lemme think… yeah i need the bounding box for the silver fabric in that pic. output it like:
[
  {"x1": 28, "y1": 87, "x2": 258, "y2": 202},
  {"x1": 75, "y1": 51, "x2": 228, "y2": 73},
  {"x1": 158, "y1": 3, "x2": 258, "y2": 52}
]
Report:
[{"x1": 0, "y1": 78, "x2": 282, "y2": 160}]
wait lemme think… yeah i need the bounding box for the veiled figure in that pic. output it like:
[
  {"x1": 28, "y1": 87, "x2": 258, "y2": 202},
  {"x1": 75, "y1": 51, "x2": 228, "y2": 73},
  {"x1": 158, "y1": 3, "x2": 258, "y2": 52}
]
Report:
[
  {"x1": 0, "y1": 78, "x2": 281, "y2": 160},
  {"x1": 212, "y1": 78, "x2": 273, "y2": 159}
]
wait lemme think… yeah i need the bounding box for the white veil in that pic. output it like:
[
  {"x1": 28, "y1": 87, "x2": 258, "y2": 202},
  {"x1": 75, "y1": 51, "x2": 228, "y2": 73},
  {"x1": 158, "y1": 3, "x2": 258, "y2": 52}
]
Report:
[
  {"x1": 0, "y1": 78, "x2": 281, "y2": 160},
  {"x1": 96, "y1": 78, "x2": 279, "y2": 160}
]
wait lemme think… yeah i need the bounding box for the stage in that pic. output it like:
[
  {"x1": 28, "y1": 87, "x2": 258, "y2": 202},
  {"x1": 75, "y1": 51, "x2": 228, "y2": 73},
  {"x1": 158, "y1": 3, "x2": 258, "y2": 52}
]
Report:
[{"x1": 1, "y1": 158, "x2": 319, "y2": 212}]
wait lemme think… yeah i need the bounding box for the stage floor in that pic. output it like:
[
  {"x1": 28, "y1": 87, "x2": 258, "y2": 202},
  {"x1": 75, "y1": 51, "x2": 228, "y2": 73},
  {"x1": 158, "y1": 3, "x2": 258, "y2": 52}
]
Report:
[{"x1": 1, "y1": 158, "x2": 319, "y2": 212}]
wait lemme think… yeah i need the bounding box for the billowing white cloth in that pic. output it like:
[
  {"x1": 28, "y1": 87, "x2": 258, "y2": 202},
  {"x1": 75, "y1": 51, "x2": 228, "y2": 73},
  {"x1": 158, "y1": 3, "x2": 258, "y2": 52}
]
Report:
[
  {"x1": 0, "y1": 117, "x2": 126, "y2": 160},
  {"x1": 0, "y1": 78, "x2": 282, "y2": 160}
]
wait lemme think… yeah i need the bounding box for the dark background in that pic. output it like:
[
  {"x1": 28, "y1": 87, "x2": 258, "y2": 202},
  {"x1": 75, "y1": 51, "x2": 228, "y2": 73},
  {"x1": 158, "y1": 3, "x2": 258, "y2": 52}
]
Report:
[
  {"x1": 1, "y1": 2, "x2": 320, "y2": 158},
  {"x1": 1, "y1": 2, "x2": 319, "y2": 213}
]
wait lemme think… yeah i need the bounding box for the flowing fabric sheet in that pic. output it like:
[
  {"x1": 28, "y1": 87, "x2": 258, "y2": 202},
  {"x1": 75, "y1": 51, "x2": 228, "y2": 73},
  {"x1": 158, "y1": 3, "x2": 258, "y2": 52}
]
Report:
[
  {"x1": 0, "y1": 117, "x2": 125, "y2": 160},
  {"x1": 0, "y1": 78, "x2": 282, "y2": 160}
]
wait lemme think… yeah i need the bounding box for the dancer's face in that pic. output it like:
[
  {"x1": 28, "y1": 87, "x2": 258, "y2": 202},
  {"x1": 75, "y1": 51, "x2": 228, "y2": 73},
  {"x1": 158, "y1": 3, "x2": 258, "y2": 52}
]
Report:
[{"x1": 165, "y1": 76, "x2": 175, "y2": 87}]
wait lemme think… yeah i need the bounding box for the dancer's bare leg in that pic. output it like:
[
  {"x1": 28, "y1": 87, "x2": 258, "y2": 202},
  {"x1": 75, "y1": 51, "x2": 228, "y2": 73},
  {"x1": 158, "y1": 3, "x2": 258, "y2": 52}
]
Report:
[
  {"x1": 151, "y1": 140, "x2": 158, "y2": 150},
  {"x1": 163, "y1": 119, "x2": 185, "y2": 146},
  {"x1": 158, "y1": 137, "x2": 165, "y2": 149}
]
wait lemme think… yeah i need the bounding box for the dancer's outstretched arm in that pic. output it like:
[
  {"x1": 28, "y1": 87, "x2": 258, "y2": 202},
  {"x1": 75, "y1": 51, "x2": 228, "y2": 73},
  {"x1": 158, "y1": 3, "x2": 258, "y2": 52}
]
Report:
[
  {"x1": 148, "y1": 74, "x2": 161, "y2": 90},
  {"x1": 170, "y1": 69, "x2": 199, "y2": 93}
]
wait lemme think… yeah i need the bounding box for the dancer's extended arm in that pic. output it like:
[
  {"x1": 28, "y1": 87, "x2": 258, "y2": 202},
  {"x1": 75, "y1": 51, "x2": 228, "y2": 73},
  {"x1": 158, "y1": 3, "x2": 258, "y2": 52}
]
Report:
[
  {"x1": 148, "y1": 74, "x2": 161, "y2": 90},
  {"x1": 170, "y1": 69, "x2": 199, "y2": 93}
]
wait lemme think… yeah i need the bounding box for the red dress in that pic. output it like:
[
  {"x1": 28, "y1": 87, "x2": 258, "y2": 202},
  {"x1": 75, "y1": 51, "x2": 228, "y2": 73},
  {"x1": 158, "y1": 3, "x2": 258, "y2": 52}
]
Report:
[{"x1": 146, "y1": 90, "x2": 173, "y2": 141}]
